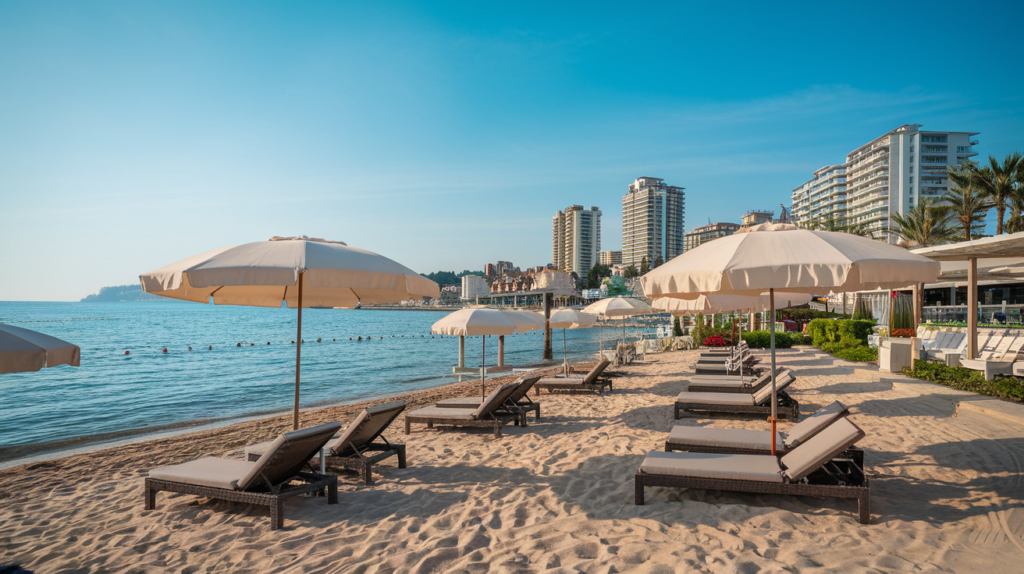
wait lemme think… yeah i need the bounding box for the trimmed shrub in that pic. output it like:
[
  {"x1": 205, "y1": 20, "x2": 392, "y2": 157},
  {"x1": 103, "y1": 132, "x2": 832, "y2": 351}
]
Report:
[
  {"x1": 741, "y1": 330, "x2": 796, "y2": 349},
  {"x1": 904, "y1": 360, "x2": 1024, "y2": 402},
  {"x1": 837, "y1": 320, "x2": 875, "y2": 345},
  {"x1": 806, "y1": 318, "x2": 835, "y2": 346}
]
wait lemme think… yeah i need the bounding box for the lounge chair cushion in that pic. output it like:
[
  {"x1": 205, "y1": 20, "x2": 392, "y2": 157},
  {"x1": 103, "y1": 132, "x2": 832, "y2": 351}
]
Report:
[
  {"x1": 782, "y1": 401, "x2": 848, "y2": 448},
  {"x1": 675, "y1": 392, "x2": 754, "y2": 406},
  {"x1": 332, "y1": 402, "x2": 406, "y2": 455},
  {"x1": 688, "y1": 379, "x2": 751, "y2": 391},
  {"x1": 434, "y1": 396, "x2": 484, "y2": 408},
  {"x1": 409, "y1": 406, "x2": 477, "y2": 420},
  {"x1": 236, "y1": 422, "x2": 341, "y2": 491},
  {"x1": 751, "y1": 373, "x2": 794, "y2": 404},
  {"x1": 471, "y1": 381, "x2": 520, "y2": 418},
  {"x1": 149, "y1": 457, "x2": 255, "y2": 490},
  {"x1": 780, "y1": 418, "x2": 865, "y2": 482},
  {"x1": 666, "y1": 426, "x2": 783, "y2": 452},
  {"x1": 639, "y1": 451, "x2": 784, "y2": 483}
]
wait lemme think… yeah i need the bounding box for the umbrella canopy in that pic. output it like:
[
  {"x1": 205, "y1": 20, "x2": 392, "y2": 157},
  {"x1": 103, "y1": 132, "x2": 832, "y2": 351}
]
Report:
[
  {"x1": 0, "y1": 323, "x2": 81, "y2": 375},
  {"x1": 651, "y1": 292, "x2": 813, "y2": 313},
  {"x1": 140, "y1": 236, "x2": 439, "y2": 429},
  {"x1": 140, "y1": 236, "x2": 438, "y2": 308},
  {"x1": 642, "y1": 223, "x2": 940, "y2": 298},
  {"x1": 641, "y1": 222, "x2": 940, "y2": 455},
  {"x1": 548, "y1": 308, "x2": 598, "y2": 329},
  {"x1": 500, "y1": 310, "x2": 546, "y2": 332},
  {"x1": 431, "y1": 308, "x2": 519, "y2": 336},
  {"x1": 582, "y1": 297, "x2": 651, "y2": 317}
]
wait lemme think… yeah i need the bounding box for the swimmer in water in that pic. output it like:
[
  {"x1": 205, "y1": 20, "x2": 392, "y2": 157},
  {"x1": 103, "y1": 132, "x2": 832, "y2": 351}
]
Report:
[
  {"x1": 188, "y1": 346, "x2": 192, "y2": 351},
  {"x1": 209, "y1": 346, "x2": 213, "y2": 350}
]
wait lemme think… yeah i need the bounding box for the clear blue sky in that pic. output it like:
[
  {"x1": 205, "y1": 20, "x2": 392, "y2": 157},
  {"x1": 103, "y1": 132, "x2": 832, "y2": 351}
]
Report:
[{"x1": 2, "y1": 1, "x2": 1022, "y2": 301}]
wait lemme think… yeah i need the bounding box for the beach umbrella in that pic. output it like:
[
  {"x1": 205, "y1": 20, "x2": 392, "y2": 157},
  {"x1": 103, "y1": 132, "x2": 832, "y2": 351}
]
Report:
[
  {"x1": 583, "y1": 297, "x2": 651, "y2": 349},
  {"x1": 431, "y1": 308, "x2": 520, "y2": 398},
  {"x1": 0, "y1": 323, "x2": 80, "y2": 375},
  {"x1": 652, "y1": 292, "x2": 812, "y2": 314},
  {"x1": 642, "y1": 222, "x2": 939, "y2": 453},
  {"x1": 547, "y1": 308, "x2": 598, "y2": 375},
  {"x1": 139, "y1": 236, "x2": 439, "y2": 429}
]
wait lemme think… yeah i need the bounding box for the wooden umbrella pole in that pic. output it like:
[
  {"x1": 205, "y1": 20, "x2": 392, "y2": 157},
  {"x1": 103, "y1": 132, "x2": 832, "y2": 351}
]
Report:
[
  {"x1": 481, "y1": 336, "x2": 486, "y2": 400},
  {"x1": 294, "y1": 270, "x2": 304, "y2": 430},
  {"x1": 769, "y1": 288, "x2": 777, "y2": 455},
  {"x1": 563, "y1": 328, "x2": 568, "y2": 376}
]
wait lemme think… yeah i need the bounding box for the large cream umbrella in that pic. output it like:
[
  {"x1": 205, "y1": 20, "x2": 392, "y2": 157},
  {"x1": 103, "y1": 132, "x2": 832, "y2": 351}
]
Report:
[
  {"x1": 642, "y1": 223, "x2": 939, "y2": 453},
  {"x1": 547, "y1": 308, "x2": 598, "y2": 375},
  {"x1": 431, "y1": 308, "x2": 520, "y2": 398},
  {"x1": 0, "y1": 323, "x2": 81, "y2": 375},
  {"x1": 140, "y1": 236, "x2": 439, "y2": 429}
]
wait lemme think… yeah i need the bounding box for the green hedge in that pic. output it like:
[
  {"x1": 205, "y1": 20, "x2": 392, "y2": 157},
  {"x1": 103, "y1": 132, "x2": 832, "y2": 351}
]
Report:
[
  {"x1": 806, "y1": 318, "x2": 875, "y2": 347},
  {"x1": 904, "y1": 360, "x2": 1024, "y2": 402},
  {"x1": 741, "y1": 330, "x2": 807, "y2": 348}
]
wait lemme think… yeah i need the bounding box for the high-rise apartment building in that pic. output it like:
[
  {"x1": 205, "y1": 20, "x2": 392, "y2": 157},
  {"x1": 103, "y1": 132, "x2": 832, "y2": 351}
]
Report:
[
  {"x1": 683, "y1": 222, "x2": 741, "y2": 252},
  {"x1": 791, "y1": 124, "x2": 979, "y2": 240},
  {"x1": 551, "y1": 205, "x2": 602, "y2": 276},
  {"x1": 599, "y1": 250, "x2": 622, "y2": 266},
  {"x1": 621, "y1": 177, "x2": 685, "y2": 265}
]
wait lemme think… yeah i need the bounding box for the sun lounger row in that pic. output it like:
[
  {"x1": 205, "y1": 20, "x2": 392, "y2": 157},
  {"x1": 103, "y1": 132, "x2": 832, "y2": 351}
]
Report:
[
  {"x1": 637, "y1": 401, "x2": 870, "y2": 524},
  {"x1": 675, "y1": 369, "x2": 799, "y2": 420},
  {"x1": 534, "y1": 359, "x2": 613, "y2": 394}
]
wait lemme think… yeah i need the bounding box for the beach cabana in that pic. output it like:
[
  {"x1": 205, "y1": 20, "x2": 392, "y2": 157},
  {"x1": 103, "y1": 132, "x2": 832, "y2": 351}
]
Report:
[
  {"x1": 642, "y1": 222, "x2": 939, "y2": 453},
  {"x1": 914, "y1": 233, "x2": 1024, "y2": 360},
  {"x1": 139, "y1": 236, "x2": 439, "y2": 429},
  {"x1": 0, "y1": 323, "x2": 80, "y2": 375},
  {"x1": 547, "y1": 308, "x2": 597, "y2": 374}
]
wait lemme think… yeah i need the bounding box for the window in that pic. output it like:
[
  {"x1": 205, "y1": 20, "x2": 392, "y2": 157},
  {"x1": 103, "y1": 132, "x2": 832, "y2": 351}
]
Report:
[
  {"x1": 910, "y1": 166, "x2": 914, "y2": 173},
  {"x1": 910, "y1": 176, "x2": 914, "y2": 183},
  {"x1": 910, "y1": 146, "x2": 914, "y2": 153}
]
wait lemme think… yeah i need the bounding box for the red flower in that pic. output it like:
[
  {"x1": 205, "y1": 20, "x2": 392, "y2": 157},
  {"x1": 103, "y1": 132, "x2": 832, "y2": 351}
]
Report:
[{"x1": 703, "y1": 335, "x2": 728, "y2": 347}]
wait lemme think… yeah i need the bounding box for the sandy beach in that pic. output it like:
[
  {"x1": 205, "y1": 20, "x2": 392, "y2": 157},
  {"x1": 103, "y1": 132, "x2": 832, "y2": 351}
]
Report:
[{"x1": 3, "y1": 348, "x2": 1024, "y2": 572}]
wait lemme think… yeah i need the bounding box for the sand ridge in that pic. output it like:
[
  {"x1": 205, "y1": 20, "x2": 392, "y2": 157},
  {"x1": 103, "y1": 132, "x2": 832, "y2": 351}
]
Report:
[{"x1": 3, "y1": 349, "x2": 1024, "y2": 572}]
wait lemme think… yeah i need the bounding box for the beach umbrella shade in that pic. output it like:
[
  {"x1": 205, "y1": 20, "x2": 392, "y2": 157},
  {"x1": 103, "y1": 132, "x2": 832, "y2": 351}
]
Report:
[
  {"x1": 641, "y1": 222, "x2": 940, "y2": 453},
  {"x1": 431, "y1": 308, "x2": 519, "y2": 398},
  {"x1": 582, "y1": 297, "x2": 651, "y2": 347},
  {"x1": 547, "y1": 309, "x2": 598, "y2": 375},
  {"x1": 0, "y1": 323, "x2": 81, "y2": 375},
  {"x1": 139, "y1": 236, "x2": 440, "y2": 429}
]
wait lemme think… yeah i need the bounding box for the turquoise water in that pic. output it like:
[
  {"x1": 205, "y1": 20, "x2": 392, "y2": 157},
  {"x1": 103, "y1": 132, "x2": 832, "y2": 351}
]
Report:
[{"x1": 0, "y1": 302, "x2": 651, "y2": 461}]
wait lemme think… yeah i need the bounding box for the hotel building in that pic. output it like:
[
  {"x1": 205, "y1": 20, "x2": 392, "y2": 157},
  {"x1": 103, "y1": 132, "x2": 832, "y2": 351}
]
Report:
[
  {"x1": 599, "y1": 250, "x2": 622, "y2": 266},
  {"x1": 791, "y1": 124, "x2": 979, "y2": 240},
  {"x1": 552, "y1": 205, "x2": 602, "y2": 276},
  {"x1": 683, "y1": 222, "x2": 741, "y2": 252},
  {"x1": 621, "y1": 177, "x2": 686, "y2": 265}
]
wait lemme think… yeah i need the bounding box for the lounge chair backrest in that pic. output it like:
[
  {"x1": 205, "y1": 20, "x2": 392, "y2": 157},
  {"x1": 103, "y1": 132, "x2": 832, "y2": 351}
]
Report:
[
  {"x1": 236, "y1": 422, "x2": 342, "y2": 491},
  {"x1": 982, "y1": 333, "x2": 1002, "y2": 353},
  {"x1": 1004, "y1": 336, "x2": 1024, "y2": 360},
  {"x1": 950, "y1": 333, "x2": 966, "y2": 351},
  {"x1": 784, "y1": 400, "x2": 849, "y2": 447},
  {"x1": 781, "y1": 418, "x2": 865, "y2": 482},
  {"x1": 934, "y1": 332, "x2": 952, "y2": 349},
  {"x1": 329, "y1": 401, "x2": 406, "y2": 457},
  {"x1": 471, "y1": 381, "x2": 521, "y2": 419},
  {"x1": 579, "y1": 359, "x2": 611, "y2": 384},
  {"x1": 751, "y1": 370, "x2": 794, "y2": 405},
  {"x1": 507, "y1": 375, "x2": 543, "y2": 403}
]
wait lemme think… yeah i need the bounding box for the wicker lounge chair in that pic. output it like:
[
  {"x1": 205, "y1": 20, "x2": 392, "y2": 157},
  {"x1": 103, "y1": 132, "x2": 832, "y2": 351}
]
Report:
[
  {"x1": 145, "y1": 422, "x2": 341, "y2": 530},
  {"x1": 636, "y1": 417, "x2": 869, "y2": 523},
  {"x1": 560, "y1": 359, "x2": 612, "y2": 379},
  {"x1": 534, "y1": 359, "x2": 613, "y2": 394},
  {"x1": 686, "y1": 368, "x2": 788, "y2": 394},
  {"x1": 665, "y1": 401, "x2": 859, "y2": 464},
  {"x1": 434, "y1": 374, "x2": 543, "y2": 425},
  {"x1": 245, "y1": 402, "x2": 407, "y2": 485},
  {"x1": 405, "y1": 381, "x2": 521, "y2": 437},
  {"x1": 695, "y1": 358, "x2": 763, "y2": 376},
  {"x1": 674, "y1": 374, "x2": 799, "y2": 420}
]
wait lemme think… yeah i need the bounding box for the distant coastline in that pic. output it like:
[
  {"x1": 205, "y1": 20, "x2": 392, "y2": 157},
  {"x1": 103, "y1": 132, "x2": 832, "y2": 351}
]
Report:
[{"x1": 80, "y1": 284, "x2": 167, "y2": 303}]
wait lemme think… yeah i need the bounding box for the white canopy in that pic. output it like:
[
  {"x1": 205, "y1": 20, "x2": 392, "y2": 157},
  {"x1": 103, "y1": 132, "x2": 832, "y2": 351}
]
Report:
[
  {"x1": 430, "y1": 308, "x2": 519, "y2": 336},
  {"x1": 0, "y1": 323, "x2": 81, "y2": 375},
  {"x1": 140, "y1": 236, "x2": 439, "y2": 308},
  {"x1": 548, "y1": 308, "x2": 598, "y2": 329},
  {"x1": 652, "y1": 292, "x2": 812, "y2": 314},
  {"x1": 500, "y1": 310, "x2": 546, "y2": 332},
  {"x1": 582, "y1": 297, "x2": 651, "y2": 317},
  {"x1": 642, "y1": 223, "x2": 940, "y2": 298}
]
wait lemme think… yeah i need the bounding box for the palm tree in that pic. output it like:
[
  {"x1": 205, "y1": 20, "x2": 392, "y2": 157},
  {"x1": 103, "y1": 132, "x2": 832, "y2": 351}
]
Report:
[
  {"x1": 805, "y1": 214, "x2": 873, "y2": 238},
  {"x1": 944, "y1": 161, "x2": 992, "y2": 241},
  {"x1": 970, "y1": 152, "x2": 1023, "y2": 235},
  {"x1": 888, "y1": 198, "x2": 956, "y2": 247}
]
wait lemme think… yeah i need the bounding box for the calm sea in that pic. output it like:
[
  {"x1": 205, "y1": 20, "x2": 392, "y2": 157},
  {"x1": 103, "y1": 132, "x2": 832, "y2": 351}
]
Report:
[{"x1": 0, "y1": 301, "x2": 650, "y2": 462}]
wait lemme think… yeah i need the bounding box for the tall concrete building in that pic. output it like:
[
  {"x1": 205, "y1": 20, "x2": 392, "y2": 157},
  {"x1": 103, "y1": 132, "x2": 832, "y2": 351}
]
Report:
[
  {"x1": 791, "y1": 124, "x2": 979, "y2": 240},
  {"x1": 621, "y1": 177, "x2": 686, "y2": 265},
  {"x1": 599, "y1": 250, "x2": 622, "y2": 266},
  {"x1": 684, "y1": 222, "x2": 741, "y2": 252},
  {"x1": 552, "y1": 205, "x2": 602, "y2": 276}
]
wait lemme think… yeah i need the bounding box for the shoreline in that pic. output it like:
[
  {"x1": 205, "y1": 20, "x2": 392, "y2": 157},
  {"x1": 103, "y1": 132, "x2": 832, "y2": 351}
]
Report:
[{"x1": 0, "y1": 363, "x2": 563, "y2": 478}]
